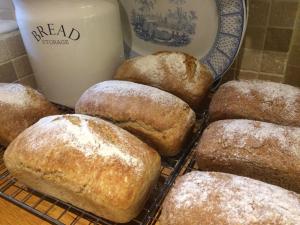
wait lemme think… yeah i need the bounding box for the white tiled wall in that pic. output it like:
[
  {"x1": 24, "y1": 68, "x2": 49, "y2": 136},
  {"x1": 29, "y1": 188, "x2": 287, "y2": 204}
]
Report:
[
  {"x1": 0, "y1": 0, "x2": 13, "y2": 9},
  {"x1": 0, "y1": 0, "x2": 14, "y2": 19},
  {"x1": 0, "y1": 0, "x2": 36, "y2": 88},
  {"x1": 0, "y1": 31, "x2": 36, "y2": 88}
]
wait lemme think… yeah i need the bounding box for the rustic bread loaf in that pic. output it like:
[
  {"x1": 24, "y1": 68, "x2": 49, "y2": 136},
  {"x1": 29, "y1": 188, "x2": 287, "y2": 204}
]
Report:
[
  {"x1": 159, "y1": 171, "x2": 300, "y2": 225},
  {"x1": 114, "y1": 51, "x2": 213, "y2": 109},
  {"x1": 209, "y1": 80, "x2": 300, "y2": 126},
  {"x1": 0, "y1": 83, "x2": 59, "y2": 146},
  {"x1": 4, "y1": 114, "x2": 161, "y2": 223},
  {"x1": 75, "y1": 80, "x2": 196, "y2": 156},
  {"x1": 196, "y1": 119, "x2": 300, "y2": 193}
]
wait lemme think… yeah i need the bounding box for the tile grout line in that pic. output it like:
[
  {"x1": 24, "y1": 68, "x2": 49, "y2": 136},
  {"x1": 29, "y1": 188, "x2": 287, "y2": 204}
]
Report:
[
  {"x1": 284, "y1": 1, "x2": 300, "y2": 82},
  {"x1": 0, "y1": 54, "x2": 28, "y2": 67},
  {"x1": 285, "y1": 2, "x2": 300, "y2": 74},
  {"x1": 260, "y1": 0, "x2": 273, "y2": 76}
]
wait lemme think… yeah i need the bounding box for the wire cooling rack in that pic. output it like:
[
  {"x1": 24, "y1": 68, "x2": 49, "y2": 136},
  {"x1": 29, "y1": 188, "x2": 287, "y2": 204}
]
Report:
[
  {"x1": 0, "y1": 110, "x2": 208, "y2": 225},
  {"x1": 180, "y1": 147, "x2": 200, "y2": 176},
  {"x1": 137, "y1": 117, "x2": 209, "y2": 225}
]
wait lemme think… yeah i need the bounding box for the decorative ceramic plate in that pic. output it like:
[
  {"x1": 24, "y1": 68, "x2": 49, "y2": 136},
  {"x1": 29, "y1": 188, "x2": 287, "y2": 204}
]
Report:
[{"x1": 119, "y1": 0, "x2": 247, "y2": 81}]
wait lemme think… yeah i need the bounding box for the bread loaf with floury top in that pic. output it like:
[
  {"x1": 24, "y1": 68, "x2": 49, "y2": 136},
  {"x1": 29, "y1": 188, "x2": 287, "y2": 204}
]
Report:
[
  {"x1": 196, "y1": 119, "x2": 300, "y2": 193},
  {"x1": 0, "y1": 83, "x2": 59, "y2": 146},
  {"x1": 159, "y1": 171, "x2": 300, "y2": 225},
  {"x1": 209, "y1": 80, "x2": 300, "y2": 126},
  {"x1": 114, "y1": 51, "x2": 213, "y2": 109},
  {"x1": 4, "y1": 114, "x2": 161, "y2": 223},
  {"x1": 75, "y1": 80, "x2": 196, "y2": 156}
]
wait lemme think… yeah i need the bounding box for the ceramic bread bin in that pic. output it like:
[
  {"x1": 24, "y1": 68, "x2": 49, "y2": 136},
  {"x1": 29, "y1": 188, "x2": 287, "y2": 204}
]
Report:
[{"x1": 13, "y1": 0, "x2": 124, "y2": 108}]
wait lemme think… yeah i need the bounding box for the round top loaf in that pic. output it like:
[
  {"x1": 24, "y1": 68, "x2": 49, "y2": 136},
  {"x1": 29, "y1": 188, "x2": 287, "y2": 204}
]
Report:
[
  {"x1": 114, "y1": 51, "x2": 213, "y2": 109},
  {"x1": 0, "y1": 83, "x2": 59, "y2": 146},
  {"x1": 75, "y1": 80, "x2": 196, "y2": 156},
  {"x1": 4, "y1": 114, "x2": 161, "y2": 223},
  {"x1": 159, "y1": 171, "x2": 300, "y2": 225},
  {"x1": 76, "y1": 80, "x2": 195, "y2": 131}
]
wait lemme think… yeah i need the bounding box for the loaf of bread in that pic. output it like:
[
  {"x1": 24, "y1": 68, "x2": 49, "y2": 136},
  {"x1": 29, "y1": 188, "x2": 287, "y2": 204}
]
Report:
[
  {"x1": 4, "y1": 114, "x2": 161, "y2": 223},
  {"x1": 0, "y1": 83, "x2": 59, "y2": 146},
  {"x1": 196, "y1": 119, "x2": 300, "y2": 193},
  {"x1": 75, "y1": 80, "x2": 196, "y2": 156},
  {"x1": 159, "y1": 171, "x2": 300, "y2": 225},
  {"x1": 209, "y1": 80, "x2": 300, "y2": 126},
  {"x1": 114, "y1": 51, "x2": 213, "y2": 109}
]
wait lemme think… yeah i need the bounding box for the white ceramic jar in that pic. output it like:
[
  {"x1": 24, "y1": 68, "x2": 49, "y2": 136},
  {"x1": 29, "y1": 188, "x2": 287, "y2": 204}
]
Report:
[{"x1": 13, "y1": 0, "x2": 124, "y2": 107}]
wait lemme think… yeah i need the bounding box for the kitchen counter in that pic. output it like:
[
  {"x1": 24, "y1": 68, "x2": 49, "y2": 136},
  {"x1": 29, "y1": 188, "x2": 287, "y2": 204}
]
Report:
[
  {"x1": 0, "y1": 197, "x2": 49, "y2": 225},
  {"x1": 0, "y1": 195, "x2": 95, "y2": 225}
]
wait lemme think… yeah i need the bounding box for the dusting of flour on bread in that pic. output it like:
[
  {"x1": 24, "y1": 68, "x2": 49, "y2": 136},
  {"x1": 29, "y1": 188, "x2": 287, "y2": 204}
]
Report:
[
  {"x1": 162, "y1": 52, "x2": 187, "y2": 76},
  {"x1": 30, "y1": 115, "x2": 145, "y2": 174},
  {"x1": 222, "y1": 120, "x2": 286, "y2": 148},
  {"x1": 220, "y1": 120, "x2": 300, "y2": 157},
  {"x1": 226, "y1": 80, "x2": 300, "y2": 118},
  {"x1": 132, "y1": 52, "x2": 210, "y2": 95},
  {"x1": 0, "y1": 83, "x2": 31, "y2": 107},
  {"x1": 90, "y1": 80, "x2": 186, "y2": 107},
  {"x1": 132, "y1": 55, "x2": 164, "y2": 82},
  {"x1": 168, "y1": 171, "x2": 300, "y2": 224},
  {"x1": 133, "y1": 52, "x2": 187, "y2": 80}
]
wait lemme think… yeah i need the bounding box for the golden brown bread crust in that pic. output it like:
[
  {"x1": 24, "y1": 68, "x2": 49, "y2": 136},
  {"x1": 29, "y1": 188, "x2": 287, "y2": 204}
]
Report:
[
  {"x1": 75, "y1": 80, "x2": 196, "y2": 156},
  {"x1": 209, "y1": 80, "x2": 300, "y2": 126},
  {"x1": 159, "y1": 171, "x2": 300, "y2": 225},
  {"x1": 196, "y1": 119, "x2": 300, "y2": 193},
  {"x1": 4, "y1": 114, "x2": 161, "y2": 223},
  {"x1": 0, "y1": 83, "x2": 59, "y2": 146},
  {"x1": 114, "y1": 51, "x2": 213, "y2": 110}
]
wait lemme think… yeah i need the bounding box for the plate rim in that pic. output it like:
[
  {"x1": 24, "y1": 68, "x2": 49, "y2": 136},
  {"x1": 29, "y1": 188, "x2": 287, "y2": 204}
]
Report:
[{"x1": 207, "y1": 0, "x2": 247, "y2": 81}]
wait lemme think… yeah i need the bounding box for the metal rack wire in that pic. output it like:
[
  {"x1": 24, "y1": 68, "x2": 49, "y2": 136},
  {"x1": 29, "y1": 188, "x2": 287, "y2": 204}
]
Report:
[
  {"x1": 0, "y1": 110, "x2": 208, "y2": 225},
  {"x1": 180, "y1": 147, "x2": 200, "y2": 175}
]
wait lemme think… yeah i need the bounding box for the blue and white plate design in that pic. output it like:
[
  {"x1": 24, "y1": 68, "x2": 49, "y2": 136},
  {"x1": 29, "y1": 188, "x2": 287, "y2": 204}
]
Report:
[{"x1": 119, "y1": 0, "x2": 246, "y2": 81}]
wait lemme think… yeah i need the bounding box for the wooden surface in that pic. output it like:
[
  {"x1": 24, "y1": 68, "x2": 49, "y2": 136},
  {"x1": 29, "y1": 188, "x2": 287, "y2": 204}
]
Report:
[
  {"x1": 0, "y1": 195, "x2": 92, "y2": 225},
  {"x1": 0, "y1": 185, "x2": 91, "y2": 225},
  {"x1": 0, "y1": 197, "x2": 50, "y2": 225}
]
